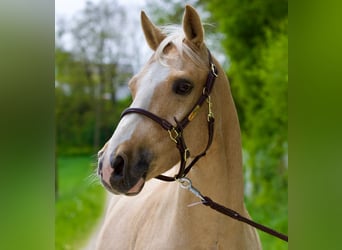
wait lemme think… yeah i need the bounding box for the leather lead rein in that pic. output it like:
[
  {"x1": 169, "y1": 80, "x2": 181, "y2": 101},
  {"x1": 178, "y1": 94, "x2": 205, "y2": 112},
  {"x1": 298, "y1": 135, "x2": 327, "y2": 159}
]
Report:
[{"x1": 178, "y1": 177, "x2": 288, "y2": 242}]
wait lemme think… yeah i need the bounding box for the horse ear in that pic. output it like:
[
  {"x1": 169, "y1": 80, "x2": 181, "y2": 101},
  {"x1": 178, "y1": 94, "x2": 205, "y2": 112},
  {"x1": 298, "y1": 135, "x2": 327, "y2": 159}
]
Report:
[
  {"x1": 141, "y1": 11, "x2": 166, "y2": 51},
  {"x1": 183, "y1": 5, "x2": 204, "y2": 48}
]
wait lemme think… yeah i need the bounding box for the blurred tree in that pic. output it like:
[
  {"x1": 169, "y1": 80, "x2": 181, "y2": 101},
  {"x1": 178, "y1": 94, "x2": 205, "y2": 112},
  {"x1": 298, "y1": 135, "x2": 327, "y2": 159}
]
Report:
[
  {"x1": 69, "y1": 0, "x2": 127, "y2": 151},
  {"x1": 146, "y1": 0, "x2": 201, "y2": 24},
  {"x1": 55, "y1": 0, "x2": 134, "y2": 155}
]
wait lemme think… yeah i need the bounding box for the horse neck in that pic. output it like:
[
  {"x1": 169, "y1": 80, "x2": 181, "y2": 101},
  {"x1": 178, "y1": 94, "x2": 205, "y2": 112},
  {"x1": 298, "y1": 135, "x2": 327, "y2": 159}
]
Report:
[{"x1": 181, "y1": 67, "x2": 245, "y2": 210}]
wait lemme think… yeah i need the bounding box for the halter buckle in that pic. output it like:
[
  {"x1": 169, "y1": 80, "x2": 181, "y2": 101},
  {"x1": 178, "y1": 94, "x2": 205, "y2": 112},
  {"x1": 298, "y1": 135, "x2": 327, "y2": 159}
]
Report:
[
  {"x1": 168, "y1": 128, "x2": 179, "y2": 144},
  {"x1": 207, "y1": 96, "x2": 214, "y2": 121},
  {"x1": 184, "y1": 148, "x2": 190, "y2": 161}
]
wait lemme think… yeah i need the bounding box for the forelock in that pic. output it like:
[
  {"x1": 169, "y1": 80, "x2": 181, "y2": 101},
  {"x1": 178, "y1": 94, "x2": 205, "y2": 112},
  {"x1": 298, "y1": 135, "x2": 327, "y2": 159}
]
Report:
[{"x1": 155, "y1": 26, "x2": 207, "y2": 69}]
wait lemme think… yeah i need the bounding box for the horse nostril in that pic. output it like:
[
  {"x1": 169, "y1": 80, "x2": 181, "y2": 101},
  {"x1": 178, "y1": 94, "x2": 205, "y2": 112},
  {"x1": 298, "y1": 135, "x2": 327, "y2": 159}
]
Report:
[{"x1": 111, "y1": 155, "x2": 125, "y2": 177}]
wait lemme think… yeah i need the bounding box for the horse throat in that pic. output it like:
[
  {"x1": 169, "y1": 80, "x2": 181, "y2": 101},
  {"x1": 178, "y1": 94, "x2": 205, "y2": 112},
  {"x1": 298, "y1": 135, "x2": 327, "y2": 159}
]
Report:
[{"x1": 182, "y1": 73, "x2": 245, "y2": 210}]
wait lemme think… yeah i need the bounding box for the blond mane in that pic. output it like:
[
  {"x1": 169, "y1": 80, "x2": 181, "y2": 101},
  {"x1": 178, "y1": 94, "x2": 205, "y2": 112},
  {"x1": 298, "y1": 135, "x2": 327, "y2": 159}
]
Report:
[{"x1": 155, "y1": 26, "x2": 208, "y2": 69}]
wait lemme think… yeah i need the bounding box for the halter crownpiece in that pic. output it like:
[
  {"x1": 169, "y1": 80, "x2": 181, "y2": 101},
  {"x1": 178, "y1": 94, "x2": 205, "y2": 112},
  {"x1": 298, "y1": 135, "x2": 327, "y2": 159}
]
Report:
[{"x1": 121, "y1": 49, "x2": 218, "y2": 181}]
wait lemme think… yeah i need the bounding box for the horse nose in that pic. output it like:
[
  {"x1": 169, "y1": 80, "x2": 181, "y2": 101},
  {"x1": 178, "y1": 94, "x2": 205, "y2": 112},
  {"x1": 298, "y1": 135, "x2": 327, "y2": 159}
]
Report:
[
  {"x1": 99, "y1": 149, "x2": 150, "y2": 195},
  {"x1": 110, "y1": 154, "x2": 126, "y2": 180},
  {"x1": 98, "y1": 152, "x2": 127, "y2": 187}
]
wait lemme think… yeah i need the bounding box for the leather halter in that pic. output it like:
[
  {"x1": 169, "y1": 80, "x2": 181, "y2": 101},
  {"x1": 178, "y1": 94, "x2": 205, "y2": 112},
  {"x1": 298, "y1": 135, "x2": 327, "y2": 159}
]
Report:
[
  {"x1": 119, "y1": 51, "x2": 289, "y2": 242},
  {"x1": 121, "y1": 49, "x2": 218, "y2": 182}
]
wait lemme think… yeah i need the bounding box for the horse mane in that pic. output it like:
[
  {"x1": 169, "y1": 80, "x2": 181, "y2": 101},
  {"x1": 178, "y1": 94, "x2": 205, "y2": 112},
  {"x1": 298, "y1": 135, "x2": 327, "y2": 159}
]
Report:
[{"x1": 155, "y1": 26, "x2": 208, "y2": 69}]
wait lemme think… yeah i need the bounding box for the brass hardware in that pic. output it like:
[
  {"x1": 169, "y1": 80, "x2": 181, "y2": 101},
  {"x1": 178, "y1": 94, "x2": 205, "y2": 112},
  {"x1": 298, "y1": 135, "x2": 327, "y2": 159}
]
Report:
[
  {"x1": 207, "y1": 96, "x2": 214, "y2": 121},
  {"x1": 188, "y1": 105, "x2": 200, "y2": 121},
  {"x1": 184, "y1": 148, "x2": 190, "y2": 161},
  {"x1": 168, "y1": 128, "x2": 179, "y2": 144},
  {"x1": 211, "y1": 63, "x2": 218, "y2": 77}
]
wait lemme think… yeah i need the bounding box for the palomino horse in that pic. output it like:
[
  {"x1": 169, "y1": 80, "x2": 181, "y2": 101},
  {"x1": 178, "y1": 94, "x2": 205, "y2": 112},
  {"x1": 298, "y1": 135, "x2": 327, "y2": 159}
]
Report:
[{"x1": 96, "y1": 5, "x2": 261, "y2": 249}]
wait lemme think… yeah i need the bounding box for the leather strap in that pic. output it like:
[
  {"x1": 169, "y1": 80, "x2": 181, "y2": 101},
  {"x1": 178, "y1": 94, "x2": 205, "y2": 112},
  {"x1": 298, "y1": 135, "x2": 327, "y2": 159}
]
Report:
[
  {"x1": 121, "y1": 108, "x2": 174, "y2": 131},
  {"x1": 202, "y1": 196, "x2": 288, "y2": 242}
]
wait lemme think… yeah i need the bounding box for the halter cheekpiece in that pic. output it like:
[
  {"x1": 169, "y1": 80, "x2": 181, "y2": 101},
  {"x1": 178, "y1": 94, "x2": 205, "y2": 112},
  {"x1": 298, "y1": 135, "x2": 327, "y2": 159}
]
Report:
[{"x1": 121, "y1": 49, "x2": 218, "y2": 182}]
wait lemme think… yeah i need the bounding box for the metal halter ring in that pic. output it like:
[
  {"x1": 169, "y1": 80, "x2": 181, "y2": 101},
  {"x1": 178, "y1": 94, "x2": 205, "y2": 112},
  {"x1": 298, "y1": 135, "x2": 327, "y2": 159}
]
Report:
[{"x1": 211, "y1": 63, "x2": 218, "y2": 77}]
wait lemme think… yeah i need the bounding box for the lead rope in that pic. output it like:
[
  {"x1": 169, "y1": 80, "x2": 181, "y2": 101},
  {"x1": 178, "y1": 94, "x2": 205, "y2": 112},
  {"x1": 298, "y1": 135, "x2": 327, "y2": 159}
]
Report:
[{"x1": 178, "y1": 177, "x2": 288, "y2": 242}]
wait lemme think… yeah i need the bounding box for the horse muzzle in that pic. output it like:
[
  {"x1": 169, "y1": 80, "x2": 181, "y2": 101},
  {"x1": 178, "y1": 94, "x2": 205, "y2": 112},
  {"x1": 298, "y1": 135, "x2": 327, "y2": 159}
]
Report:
[{"x1": 98, "y1": 149, "x2": 151, "y2": 195}]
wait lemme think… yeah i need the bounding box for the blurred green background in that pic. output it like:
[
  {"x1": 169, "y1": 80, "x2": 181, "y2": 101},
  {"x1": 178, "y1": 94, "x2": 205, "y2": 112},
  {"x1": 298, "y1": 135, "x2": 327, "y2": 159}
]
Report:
[{"x1": 54, "y1": 0, "x2": 287, "y2": 249}]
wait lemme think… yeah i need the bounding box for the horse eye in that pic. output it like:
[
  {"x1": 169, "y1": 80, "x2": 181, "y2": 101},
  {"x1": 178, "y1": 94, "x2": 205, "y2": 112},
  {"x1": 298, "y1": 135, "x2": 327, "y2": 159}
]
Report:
[{"x1": 173, "y1": 80, "x2": 193, "y2": 95}]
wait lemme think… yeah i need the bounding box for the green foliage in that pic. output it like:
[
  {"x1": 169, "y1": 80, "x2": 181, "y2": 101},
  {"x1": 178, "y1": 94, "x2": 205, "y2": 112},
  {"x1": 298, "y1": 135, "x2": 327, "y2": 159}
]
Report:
[
  {"x1": 202, "y1": 0, "x2": 288, "y2": 248},
  {"x1": 55, "y1": 155, "x2": 106, "y2": 250},
  {"x1": 246, "y1": 20, "x2": 288, "y2": 190},
  {"x1": 56, "y1": 78, "x2": 131, "y2": 155},
  {"x1": 55, "y1": 45, "x2": 132, "y2": 155}
]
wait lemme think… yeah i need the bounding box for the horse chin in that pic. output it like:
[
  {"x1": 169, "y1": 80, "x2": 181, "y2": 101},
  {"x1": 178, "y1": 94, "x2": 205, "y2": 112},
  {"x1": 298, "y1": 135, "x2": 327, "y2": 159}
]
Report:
[{"x1": 125, "y1": 177, "x2": 145, "y2": 196}]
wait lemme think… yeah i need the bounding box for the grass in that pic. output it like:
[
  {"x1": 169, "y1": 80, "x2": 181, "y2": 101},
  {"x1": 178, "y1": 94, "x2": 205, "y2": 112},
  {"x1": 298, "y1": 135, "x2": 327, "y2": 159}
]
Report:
[{"x1": 55, "y1": 155, "x2": 106, "y2": 250}]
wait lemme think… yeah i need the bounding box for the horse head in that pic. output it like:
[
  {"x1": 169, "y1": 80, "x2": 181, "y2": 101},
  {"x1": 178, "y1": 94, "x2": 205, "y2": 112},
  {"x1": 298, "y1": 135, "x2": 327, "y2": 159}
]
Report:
[{"x1": 98, "y1": 5, "x2": 216, "y2": 195}]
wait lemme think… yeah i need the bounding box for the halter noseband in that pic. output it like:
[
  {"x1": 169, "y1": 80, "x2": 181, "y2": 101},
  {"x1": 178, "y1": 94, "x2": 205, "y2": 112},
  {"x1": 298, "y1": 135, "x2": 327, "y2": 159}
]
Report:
[{"x1": 120, "y1": 49, "x2": 218, "y2": 182}]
